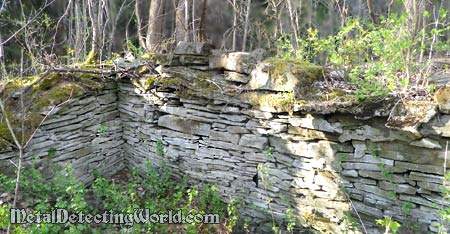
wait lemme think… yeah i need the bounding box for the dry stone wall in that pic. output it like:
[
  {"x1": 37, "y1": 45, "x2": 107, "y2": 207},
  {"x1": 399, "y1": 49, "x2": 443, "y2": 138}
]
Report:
[
  {"x1": 1, "y1": 42, "x2": 450, "y2": 233},
  {"x1": 117, "y1": 44, "x2": 450, "y2": 233},
  {"x1": 0, "y1": 81, "x2": 125, "y2": 184}
]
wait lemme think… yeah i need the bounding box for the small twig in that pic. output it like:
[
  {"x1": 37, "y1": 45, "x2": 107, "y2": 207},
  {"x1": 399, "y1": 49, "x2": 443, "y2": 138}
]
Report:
[
  {"x1": 204, "y1": 79, "x2": 224, "y2": 92},
  {"x1": 0, "y1": 99, "x2": 20, "y2": 149},
  {"x1": 346, "y1": 192, "x2": 368, "y2": 234},
  {"x1": 24, "y1": 89, "x2": 74, "y2": 148},
  {"x1": 51, "y1": 67, "x2": 115, "y2": 75},
  {"x1": 50, "y1": 0, "x2": 73, "y2": 55},
  {"x1": 2, "y1": 70, "x2": 51, "y2": 100},
  {"x1": 442, "y1": 141, "x2": 448, "y2": 213},
  {"x1": 8, "y1": 159, "x2": 18, "y2": 168},
  {"x1": 0, "y1": 0, "x2": 56, "y2": 46},
  {"x1": 387, "y1": 99, "x2": 402, "y2": 122}
]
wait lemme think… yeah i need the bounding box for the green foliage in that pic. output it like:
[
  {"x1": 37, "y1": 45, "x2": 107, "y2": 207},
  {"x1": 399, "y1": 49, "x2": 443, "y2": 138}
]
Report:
[
  {"x1": 96, "y1": 124, "x2": 108, "y2": 136},
  {"x1": 278, "y1": 12, "x2": 450, "y2": 101},
  {"x1": 284, "y1": 209, "x2": 296, "y2": 233},
  {"x1": 226, "y1": 199, "x2": 242, "y2": 230},
  {"x1": 276, "y1": 34, "x2": 295, "y2": 59},
  {"x1": 376, "y1": 216, "x2": 401, "y2": 234},
  {"x1": 0, "y1": 159, "x2": 91, "y2": 233},
  {"x1": 257, "y1": 146, "x2": 298, "y2": 232},
  {"x1": 126, "y1": 40, "x2": 144, "y2": 57},
  {"x1": 342, "y1": 211, "x2": 360, "y2": 233},
  {"x1": 402, "y1": 201, "x2": 413, "y2": 215},
  {"x1": 435, "y1": 172, "x2": 450, "y2": 233}
]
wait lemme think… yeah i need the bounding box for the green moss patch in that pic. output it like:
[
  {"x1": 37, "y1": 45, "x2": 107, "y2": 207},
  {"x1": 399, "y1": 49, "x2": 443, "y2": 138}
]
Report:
[
  {"x1": 141, "y1": 52, "x2": 173, "y2": 65},
  {"x1": 35, "y1": 83, "x2": 85, "y2": 108},
  {"x1": 240, "y1": 92, "x2": 295, "y2": 113}
]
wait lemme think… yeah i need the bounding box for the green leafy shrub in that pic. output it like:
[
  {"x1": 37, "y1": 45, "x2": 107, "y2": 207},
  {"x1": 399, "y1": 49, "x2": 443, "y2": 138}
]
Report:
[{"x1": 279, "y1": 12, "x2": 450, "y2": 101}]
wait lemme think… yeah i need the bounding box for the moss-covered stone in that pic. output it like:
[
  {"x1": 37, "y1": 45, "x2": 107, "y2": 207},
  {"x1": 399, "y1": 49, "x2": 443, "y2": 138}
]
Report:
[
  {"x1": 157, "y1": 74, "x2": 220, "y2": 99},
  {"x1": 434, "y1": 86, "x2": 450, "y2": 114},
  {"x1": 265, "y1": 57, "x2": 323, "y2": 84},
  {"x1": 247, "y1": 57, "x2": 324, "y2": 94},
  {"x1": 78, "y1": 73, "x2": 104, "y2": 90},
  {"x1": 386, "y1": 100, "x2": 437, "y2": 131},
  {"x1": 0, "y1": 69, "x2": 105, "y2": 149},
  {"x1": 240, "y1": 92, "x2": 295, "y2": 113},
  {"x1": 33, "y1": 72, "x2": 62, "y2": 91},
  {"x1": 35, "y1": 83, "x2": 85, "y2": 108}
]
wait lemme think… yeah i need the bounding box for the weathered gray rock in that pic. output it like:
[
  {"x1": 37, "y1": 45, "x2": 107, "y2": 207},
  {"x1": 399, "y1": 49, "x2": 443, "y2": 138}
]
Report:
[
  {"x1": 359, "y1": 170, "x2": 406, "y2": 183},
  {"x1": 247, "y1": 59, "x2": 323, "y2": 92},
  {"x1": 386, "y1": 100, "x2": 437, "y2": 134},
  {"x1": 434, "y1": 86, "x2": 450, "y2": 114},
  {"x1": 408, "y1": 171, "x2": 444, "y2": 184},
  {"x1": 410, "y1": 138, "x2": 442, "y2": 149},
  {"x1": 239, "y1": 134, "x2": 267, "y2": 149},
  {"x1": 352, "y1": 201, "x2": 383, "y2": 218},
  {"x1": 210, "y1": 51, "x2": 262, "y2": 74},
  {"x1": 421, "y1": 114, "x2": 450, "y2": 137},
  {"x1": 378, "y1": 181, "x2": 416, "y2": 195},
  {"x1": 396, "y1": 161, "x2": 444, "y2": 175},
  {"x1": 287, "y1": 126, "x2": 338, "y2": 141},
  {"x1": 341, "y1": 170, "x2": 358, "y2": 177},
  {"x1": 352, "y1": 140, "x2": 366, "y2": 158},
  {"x1": 158, "y1": 115, "x2": 211, "y2": 136},
  {"x1": 5, "y1": 54, "x2": 450, "y2": 234},
  {"x1": 369, "y1": 141, "x2": 447, "y2": 166},
  {"x1": 417, "y1": 181, "x2": 442, "y2": 192},
  {"x1": 178, "y1": 55, "x2": 209, "y2": 65},
  {"x1": 224, "y1": 71, "x2": 250, "y2": 83},
  {"x1": 268, "y1": 136, "x2": 309, "y2": 157},
  {"x1": 209, "y1": 131, "x2": 240, "y2": 144},
  {"x1": 339, "y1": 153, "x2": 394, "y2": 166},
  {"x1": 289, "y1": 114, "x2": 342, "y2": 133}
]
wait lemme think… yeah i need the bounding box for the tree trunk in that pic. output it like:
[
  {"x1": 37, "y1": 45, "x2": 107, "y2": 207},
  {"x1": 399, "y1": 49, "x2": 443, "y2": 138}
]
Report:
[
  {"x1": 175, "y1": 0, "x2": 189, "y2": 42},
  {"x1": 146, "y1": 0, "x2": 164, "y2": 51},
  {"x1": 87, "y1": 0, "x2": 102, "y2": 61},
  {"x1": 135, "y1": 0, "x2": 150, "y2": 49},
  {"x1": 242, "y1": 0, "x2": 251, "y2": 52},
  {"x1": 286, "y1": 0, "x2": 298, "y2": 50},
  {"x1": 231, "y1": 0, "x2": 237, "y2": 50},
  {"x1": 367, "y1": 0, "x2": 378, "y2": 24},
  {"x1": 198, "y1": 0, "x2": 208, "y2": 42},
  {"x1": 0, "y1": 30, "x2": 4, "y2": 62}
]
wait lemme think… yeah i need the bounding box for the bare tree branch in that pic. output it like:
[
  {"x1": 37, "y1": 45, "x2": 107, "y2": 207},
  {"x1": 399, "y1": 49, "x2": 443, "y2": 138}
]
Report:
[{"x1": 0, "y1": 0, "x2": 56, "y2": 46}]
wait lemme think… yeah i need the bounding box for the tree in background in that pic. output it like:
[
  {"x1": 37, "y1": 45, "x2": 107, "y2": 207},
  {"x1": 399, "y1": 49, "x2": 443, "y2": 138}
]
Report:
[{"x1": 0, "y1": 0, "x2": 450, "y2": 76}]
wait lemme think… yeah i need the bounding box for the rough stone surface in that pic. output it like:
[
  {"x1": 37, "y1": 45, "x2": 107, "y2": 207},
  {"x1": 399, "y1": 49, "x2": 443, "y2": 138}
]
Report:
[{"x1": 158, "y1": 115, "x2": 211, "y2": 136}]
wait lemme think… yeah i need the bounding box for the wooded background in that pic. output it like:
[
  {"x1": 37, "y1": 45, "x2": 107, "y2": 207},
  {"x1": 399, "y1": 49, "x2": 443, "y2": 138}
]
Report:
[{"x1": 1, "y1": 0, "x2": 450, "y2": 76}]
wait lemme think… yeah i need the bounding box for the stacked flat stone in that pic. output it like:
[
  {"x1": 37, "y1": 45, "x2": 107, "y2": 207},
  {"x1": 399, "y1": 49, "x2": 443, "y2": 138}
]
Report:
[{"x1": 0, "y1": 82, "x2": 125, "y2": 184}]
